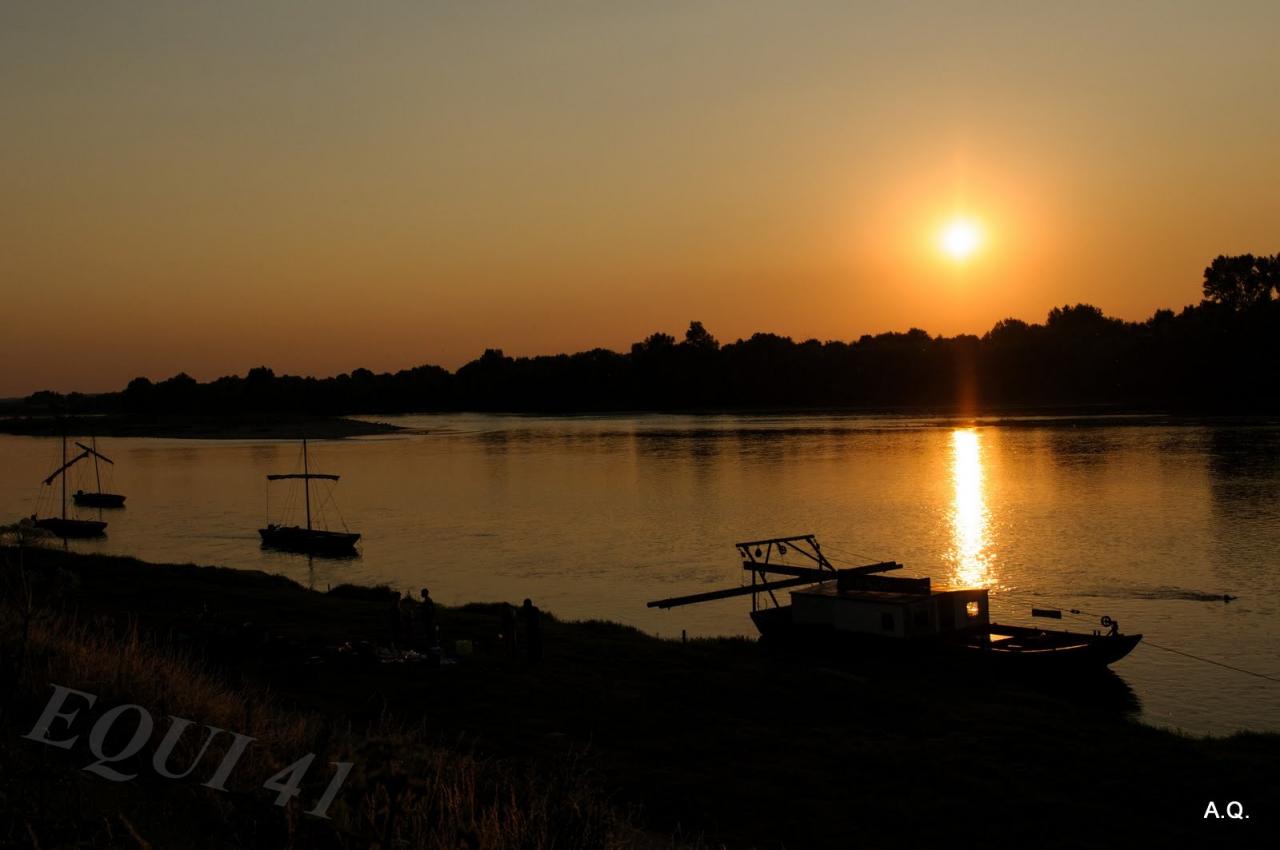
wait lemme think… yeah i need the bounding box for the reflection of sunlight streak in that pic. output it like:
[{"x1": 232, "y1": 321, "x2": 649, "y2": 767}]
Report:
[{"x1": 951, "y1": 429, "x2": 991, "y2": 587}]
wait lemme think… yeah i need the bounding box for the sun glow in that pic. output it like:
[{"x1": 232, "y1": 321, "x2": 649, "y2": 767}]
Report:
[{"x1": 940, "y1": 218, "x2": 982, "y2": 260}]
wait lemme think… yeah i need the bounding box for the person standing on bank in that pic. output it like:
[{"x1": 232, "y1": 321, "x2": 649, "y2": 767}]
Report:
[{"x1": 520, "y1": 598, "x2": 542, "y2": 663}]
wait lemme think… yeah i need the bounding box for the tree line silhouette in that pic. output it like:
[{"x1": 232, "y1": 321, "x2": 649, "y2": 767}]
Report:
[{"x1": 14, "y1": 254, "x2": 1280, "y2": 417}]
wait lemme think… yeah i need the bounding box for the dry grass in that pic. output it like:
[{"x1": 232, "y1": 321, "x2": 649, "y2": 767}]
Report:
[{"x1": 0, "y1": 552, "x2": 658, "y2": 850}]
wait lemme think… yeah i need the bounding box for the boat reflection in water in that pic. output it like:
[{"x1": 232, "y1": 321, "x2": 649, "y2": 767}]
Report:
[{"x1": 949, "y1": 429, "x2": 993, "y2": 589}]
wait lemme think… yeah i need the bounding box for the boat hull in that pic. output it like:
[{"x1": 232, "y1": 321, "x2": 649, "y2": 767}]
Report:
[
  {"x1": 73, "y1": 491, "x2": 126, "y2": 508},
  {"x1": 34, "y1": 517, "x2": 108, "y2": 538},
  {"x1": 750, "y1": 606, "x2": 1141, "y2": 673},
  {"x1": 258, "y1": 525, "x2": 360, "y2": 556}
]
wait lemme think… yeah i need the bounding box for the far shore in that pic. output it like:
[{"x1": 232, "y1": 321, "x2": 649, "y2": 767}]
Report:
[
  {"x1": 0, "y1": 413, "x2": 401, "y2": 439},
  {"x1": 4, "y1": 408, "x2": 1279, "y2": 441}
]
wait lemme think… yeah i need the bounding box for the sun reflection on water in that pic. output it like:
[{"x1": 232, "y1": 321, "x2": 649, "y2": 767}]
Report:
[{"x1": 950, "y1": 428, "x2": 993, "y2": 587}]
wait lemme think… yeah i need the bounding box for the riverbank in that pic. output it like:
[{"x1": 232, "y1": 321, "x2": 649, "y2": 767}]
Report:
[
  {"x1": 2, "y1": 546, "x2": 1276, "y2": 848},
  {"x1": 0, "y1": 414, "x2": 400, "y2": 439}
]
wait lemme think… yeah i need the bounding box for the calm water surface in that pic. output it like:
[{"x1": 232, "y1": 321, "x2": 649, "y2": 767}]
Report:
[{"x1": 3, "y1": 414, "x2": 1278, "y2": 735}]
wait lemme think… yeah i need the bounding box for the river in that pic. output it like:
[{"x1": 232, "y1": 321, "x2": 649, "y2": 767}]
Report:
[{"x1": 3, "y1": 414, "x2": 1277, "y2": 735}]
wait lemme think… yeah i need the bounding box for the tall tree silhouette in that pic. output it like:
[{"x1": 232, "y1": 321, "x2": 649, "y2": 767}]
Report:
[{"x1": 1202, "y1": 254, "x2": 1279, "y2": 311}]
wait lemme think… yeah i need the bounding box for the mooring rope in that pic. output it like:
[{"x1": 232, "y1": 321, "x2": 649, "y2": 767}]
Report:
[{"x1": 1137, "y1": 640, "x2": 1280, "y2": 684}]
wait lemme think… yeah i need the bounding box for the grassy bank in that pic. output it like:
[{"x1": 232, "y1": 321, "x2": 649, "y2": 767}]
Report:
[{"x1": 2, "y1": 545, "x2": 1276, "y2": 848}]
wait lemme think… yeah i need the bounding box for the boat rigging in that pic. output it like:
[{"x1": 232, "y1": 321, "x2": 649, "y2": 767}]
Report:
[
  {"x1": 72, "y1": 437, "x2": 127, "y2": 508},
  {"x1": 33, "y1": 433, "x2": 108, "y2": 538},
  {"x1": 259, "y1": 438, "x2": 360, "y2": 556}
]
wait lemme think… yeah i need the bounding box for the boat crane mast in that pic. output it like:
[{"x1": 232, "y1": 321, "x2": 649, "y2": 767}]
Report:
[
  {"x1": 647, "y1": 534, "x2": 906, "y2": 611},
  {"x1": 42, "y1": 436, "x2": 92, "y2": 519}
]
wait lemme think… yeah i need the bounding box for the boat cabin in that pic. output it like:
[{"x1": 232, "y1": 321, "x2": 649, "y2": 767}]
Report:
[
  {"x1": 790, "y1": 581, "x2": 989, "y2": 639},
  {"x1": 646, "y1": 535, "x2": 991, "y2": 641}
]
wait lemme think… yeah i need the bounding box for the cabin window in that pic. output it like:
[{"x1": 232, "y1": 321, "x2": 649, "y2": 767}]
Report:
[
  {"x1": 966, "y1": 601, "x2": 980, "y2": 618},
  {"x1": 913, "y1": 610, "x2": 930, "y2": 630},
  {"x1": 881, "y1": 612, "x2": 895, "y2": 632}
]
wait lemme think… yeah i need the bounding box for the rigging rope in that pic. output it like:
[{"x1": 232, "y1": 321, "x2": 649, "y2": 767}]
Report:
[
  {"x1": 820, "y1": 541, "x2": 890, "y2": 566},
  {"x1": 807, "y1": 543, "x2": 1276, "y2": 686},
  {"x1": 1139, "y1": 640, "x2": 1280, "y2": 684}
]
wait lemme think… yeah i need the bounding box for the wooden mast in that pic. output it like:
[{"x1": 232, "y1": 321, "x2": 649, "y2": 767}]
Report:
[
  {"x1": 646, "y1": 535, "x2": 910, "y2": 611},
  {"x1": 61, "y1": 432, "x2": 67, "y2": 521},
  {"x1": 264, "y1": 439, "x2": 339, "y2": 531},
  {"x1": 303, "y1": 438, "x2": 312, "y2": 532},
  {"x1": 75, "y1": 441, "x2": 115, "y2": 486},
  {"x1": 259, "y1": 438, "x2": 356, "y2": 553}
]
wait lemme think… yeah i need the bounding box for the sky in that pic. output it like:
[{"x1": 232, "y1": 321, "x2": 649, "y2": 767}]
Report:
[{"x1": 3, "y1": 1, "x2": 1278, "y2": 396}]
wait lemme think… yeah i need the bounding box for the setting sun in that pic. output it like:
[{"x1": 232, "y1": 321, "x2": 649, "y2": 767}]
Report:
[{"x1": 941, "y1": 218, "x2": 982, "y2": 260}]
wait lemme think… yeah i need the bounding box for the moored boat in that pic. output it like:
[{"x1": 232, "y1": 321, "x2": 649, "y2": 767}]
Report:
[
  {"x1": 259, "y1": 524, "x2": 360, "y2": 555},
  {"x1": 33, "y1": 515, "x2": 107, "y2": 538},
  {"x1": 71, "y1": 438, "x2": 127, "y2": 508},
  {"x1": 649, "y1": 534, "x2": 1141, "y2": 673},
  {"x1": 33, "y1": 433, "x2": 108, "y2": 538},
  {"x1": 259, "y1": 438, "x2": 360, "y2": 556}
]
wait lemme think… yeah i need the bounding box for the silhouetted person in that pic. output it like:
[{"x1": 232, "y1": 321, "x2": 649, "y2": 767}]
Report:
[
  {"x1": 500, "y1": 603, "x2": 518, "y2": 656},
  {"x1": 520, "y1": 598, "x2": 542, "y2": 663},
  {"x1": 418, "y1": 587, "x2": 437, "y2": 650}
]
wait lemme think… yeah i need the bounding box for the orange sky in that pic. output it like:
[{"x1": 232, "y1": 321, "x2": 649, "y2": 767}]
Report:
[{"x1": 3, "y1": 2, "x2": 1278, "y2": 396}]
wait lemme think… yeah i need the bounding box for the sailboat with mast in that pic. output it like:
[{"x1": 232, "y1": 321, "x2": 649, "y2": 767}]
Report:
[
  {"x1": 72, "y1": 437, "x2": 127, "y2": 508},
  {"x1": 258, "y1": 438, "x2": 360, "y2": 555},
  {"x1": 34, "y1": 434, "x2": 108, "y2": 538}
]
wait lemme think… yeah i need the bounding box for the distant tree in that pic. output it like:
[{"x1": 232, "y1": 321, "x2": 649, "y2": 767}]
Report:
[
  {"x1": 24, "y1": 390, "x2": 62, "y2": 410},
  {"x1": 984, "y1": 318, "x2": 1031, "y2": 344},
  {"x1": 1202, "y1": 254, "x2": 1278, "y2": 311},
  {"x1": 122, "y1": 377, "x2": 155, "y2": 414},
  {"x1": 682, "y1": 321, "x2": 719, "y2": 351},
  {"x1": 153, "y1": 373, "x2": 199, "y2": 413},
  {"x1": 630, "y1": 333, "x2": 676, "y2": 356},
  {"x1": 1046, "y1": 303, "x2": 1108, "y2": 330}
]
